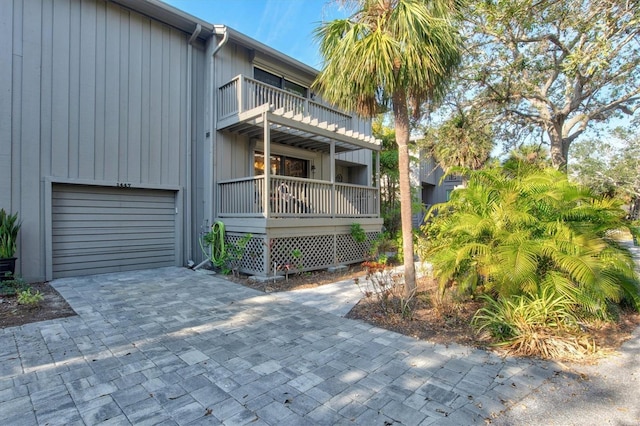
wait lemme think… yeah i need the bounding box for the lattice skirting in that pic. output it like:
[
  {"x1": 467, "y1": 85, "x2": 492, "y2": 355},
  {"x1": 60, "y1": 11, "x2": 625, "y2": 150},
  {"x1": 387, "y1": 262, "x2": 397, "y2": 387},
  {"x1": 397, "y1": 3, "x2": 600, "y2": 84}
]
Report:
[{"x1": 225, "y1": 231, "x2": 379, "y2": 276}]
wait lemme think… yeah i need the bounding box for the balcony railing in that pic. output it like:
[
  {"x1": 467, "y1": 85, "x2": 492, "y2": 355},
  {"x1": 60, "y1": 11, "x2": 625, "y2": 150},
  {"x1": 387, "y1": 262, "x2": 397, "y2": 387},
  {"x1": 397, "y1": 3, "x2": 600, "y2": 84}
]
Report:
[
  {"x1": 218, "y1": 176, "x2": 379, "y2": 218},
  {"x1": 218, "y1": 75, "x2": 354, "y2": 131}
]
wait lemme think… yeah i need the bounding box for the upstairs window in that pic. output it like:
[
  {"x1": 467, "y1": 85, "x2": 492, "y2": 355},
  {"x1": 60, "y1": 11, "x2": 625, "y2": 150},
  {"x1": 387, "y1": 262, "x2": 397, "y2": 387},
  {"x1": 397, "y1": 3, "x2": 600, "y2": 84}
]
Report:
[{"x1": 254, "y1": 68, "x2": 308, "y2": 98}]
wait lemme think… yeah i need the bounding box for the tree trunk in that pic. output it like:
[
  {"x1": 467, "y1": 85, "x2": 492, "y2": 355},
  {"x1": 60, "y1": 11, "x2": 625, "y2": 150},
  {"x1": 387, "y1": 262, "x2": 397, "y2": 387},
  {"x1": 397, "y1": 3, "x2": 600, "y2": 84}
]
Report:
[
  {"x1": 392, "y1": 90, "x2": 416, "y2": 298},
  {"x1": 548, "y1": 130, "x2": 570, "y2": 172}
]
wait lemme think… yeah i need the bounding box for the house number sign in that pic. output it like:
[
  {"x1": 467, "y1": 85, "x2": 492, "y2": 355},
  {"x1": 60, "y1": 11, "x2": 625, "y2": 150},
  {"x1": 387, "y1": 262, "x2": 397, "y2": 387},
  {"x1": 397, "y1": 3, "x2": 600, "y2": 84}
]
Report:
[{"x1": 117, "y1": 183, "x2": 132, "y2": 188}]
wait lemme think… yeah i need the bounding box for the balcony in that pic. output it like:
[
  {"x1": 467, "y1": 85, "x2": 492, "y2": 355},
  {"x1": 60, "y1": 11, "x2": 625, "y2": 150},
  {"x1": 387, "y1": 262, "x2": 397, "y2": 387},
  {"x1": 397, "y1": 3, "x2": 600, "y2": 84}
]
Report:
[
  {"x1": 218, "y1": 175, "x2": 379, "y2": 219},
  {"x1": 217, "y1": 75, "x2": 380, "y2": 152}
]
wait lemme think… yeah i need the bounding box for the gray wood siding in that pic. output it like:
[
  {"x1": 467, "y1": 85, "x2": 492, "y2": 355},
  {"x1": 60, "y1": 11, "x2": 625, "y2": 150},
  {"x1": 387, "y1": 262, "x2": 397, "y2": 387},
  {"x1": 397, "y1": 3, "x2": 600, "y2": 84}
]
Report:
[
  {"x1": 43, "y1": 0, "x2": 188, "y2": 184},
  {"x1": 1, "y1": 0, "x2": 193, "y2": 281},
  {"x1": 52, "y1": 184, "x2": 176, "y2": 278}
]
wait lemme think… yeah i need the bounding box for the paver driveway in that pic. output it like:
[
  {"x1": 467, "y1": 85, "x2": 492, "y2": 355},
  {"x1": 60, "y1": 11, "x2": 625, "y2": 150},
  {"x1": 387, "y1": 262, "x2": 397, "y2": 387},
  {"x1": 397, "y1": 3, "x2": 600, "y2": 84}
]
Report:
[{"x1": 1, "y1": 267, "x2": 558, "y2": 425}]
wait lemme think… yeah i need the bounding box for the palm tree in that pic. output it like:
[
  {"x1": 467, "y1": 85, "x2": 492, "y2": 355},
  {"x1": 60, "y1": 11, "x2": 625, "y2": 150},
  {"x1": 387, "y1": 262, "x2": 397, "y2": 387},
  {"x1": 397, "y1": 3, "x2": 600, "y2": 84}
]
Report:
[{"x1": 313, "y1": 0, "x2": 462, "y2": 296}]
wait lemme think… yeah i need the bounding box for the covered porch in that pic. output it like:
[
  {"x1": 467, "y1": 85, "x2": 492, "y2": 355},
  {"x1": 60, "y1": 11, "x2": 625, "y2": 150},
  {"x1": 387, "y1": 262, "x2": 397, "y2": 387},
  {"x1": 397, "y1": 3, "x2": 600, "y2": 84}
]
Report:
[{"x1": 214, "y1": 75, "x2": 383, "y2": 276}]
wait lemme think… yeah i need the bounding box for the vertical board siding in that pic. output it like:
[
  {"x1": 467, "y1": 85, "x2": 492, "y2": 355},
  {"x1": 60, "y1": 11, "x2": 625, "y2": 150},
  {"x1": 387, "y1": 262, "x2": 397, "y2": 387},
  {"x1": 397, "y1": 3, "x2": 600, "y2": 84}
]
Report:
[
  {"x1": 148, "y1": 22, "x2": 163, "y2": 184},
  {"x1": 79, "y1": 1, "x2": 97, "y2": 180},
  {"x1": 127, "y1": 13, "x2": 142, "y2": 182},
  {"x1": 104, "y1": 4, "x2": 120, "y2": 181},
  {"x1": 4, "y1": 0, "x2": 191, "y2": 280},
  {"x1": 40, "y1": 0, "x2": 53, "y2": 190},
  {"x1": 94, "y1": 3, "x2": 106, "y2": 179},
  {"x1": 21, "y1": 0, "x2": 43, "y2": 275},
  {"x1": 140, "y1": 19, "x2": 151, "y2": 183},
  {"x1": 51, "y1": 0, "x2": 70, "y2": 177},
  {"x1": 0, "y1": 1, "x2": 12, "y2": 208},
  {"x1": 26, "y1": 0, "x2": 189, "y2": 185},
  {"x1": 68, "y1": 0, "x2": 80, "y2": 179}
]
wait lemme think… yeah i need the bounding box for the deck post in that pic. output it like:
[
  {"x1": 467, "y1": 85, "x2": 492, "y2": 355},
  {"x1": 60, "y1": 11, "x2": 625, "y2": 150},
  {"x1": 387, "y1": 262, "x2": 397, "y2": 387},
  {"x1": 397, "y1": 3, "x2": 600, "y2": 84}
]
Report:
[
  {"x1": 330, "y1": 140, "x2": 335, "y2": 217},
  {"x1": 263, "y1": 111, "x2": 270, "y2": 218},
  {"x1": 376, "y1": 150, "x2": 381, "y2": 215},
  {"x1": 237, "y1": 75, "x2": 243, "y2": 114}
]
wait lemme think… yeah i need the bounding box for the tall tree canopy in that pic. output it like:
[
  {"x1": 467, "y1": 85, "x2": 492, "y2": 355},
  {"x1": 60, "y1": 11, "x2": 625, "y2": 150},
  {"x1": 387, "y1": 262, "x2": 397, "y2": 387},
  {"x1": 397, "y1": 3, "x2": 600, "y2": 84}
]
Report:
[
  {"x1": 313, "y1": 0, "x2": 462, "y2": 296},
  {"x1": 421, "y1": 107, "x2": 494, "y2": 173},
  {"x1": 570, "y1": 129, "x2": 640, "y2": 219},
  {"x1": 459, "y1": 0, "x2": 640, "y2": 170}
]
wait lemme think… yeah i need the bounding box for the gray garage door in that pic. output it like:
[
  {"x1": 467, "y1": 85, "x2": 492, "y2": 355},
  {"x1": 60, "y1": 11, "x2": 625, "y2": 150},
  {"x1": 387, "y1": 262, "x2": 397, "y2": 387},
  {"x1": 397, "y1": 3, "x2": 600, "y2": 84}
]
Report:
[{"x1": 52, "y1": 184, "x2": 177, "y2": 278}]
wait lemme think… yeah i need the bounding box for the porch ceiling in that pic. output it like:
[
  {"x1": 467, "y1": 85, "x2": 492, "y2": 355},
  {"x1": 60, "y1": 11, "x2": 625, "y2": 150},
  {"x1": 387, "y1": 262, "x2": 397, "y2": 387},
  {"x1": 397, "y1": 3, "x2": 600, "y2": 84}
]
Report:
[{"x1": 218, "y1": 106, "x2": 381, "y2": 153}]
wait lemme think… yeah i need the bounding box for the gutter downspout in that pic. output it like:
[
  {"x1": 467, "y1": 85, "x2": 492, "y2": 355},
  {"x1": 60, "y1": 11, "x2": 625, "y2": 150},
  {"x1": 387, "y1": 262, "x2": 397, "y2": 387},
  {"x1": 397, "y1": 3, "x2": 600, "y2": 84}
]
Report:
[
  {"x1": 185, "y1": 24, "x2": 201, "y2": 265},
  {"x1": 195, "y1": 26, "x2": 228, "y2": 270}
]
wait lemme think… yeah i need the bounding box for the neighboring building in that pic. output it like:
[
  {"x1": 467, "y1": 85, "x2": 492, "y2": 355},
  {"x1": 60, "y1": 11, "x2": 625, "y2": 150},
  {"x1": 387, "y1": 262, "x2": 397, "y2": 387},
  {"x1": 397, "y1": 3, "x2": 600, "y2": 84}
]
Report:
[
  {"x1": 1, "y1": 0, "x2": 382, "y2": 282},
  {"x1": 411, "y1": 148, "x2": 463, "y2": 227}
]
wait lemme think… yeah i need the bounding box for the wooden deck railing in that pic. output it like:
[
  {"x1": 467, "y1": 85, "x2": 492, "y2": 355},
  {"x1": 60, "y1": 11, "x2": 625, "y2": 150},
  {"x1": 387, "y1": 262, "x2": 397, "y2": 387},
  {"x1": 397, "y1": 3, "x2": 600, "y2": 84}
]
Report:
[
  {"x1": 217, "y1": 176, "x2": 379, "y2": 218},
  {"x1": 218, "y1": 75, "x2": 354, "y2": 131}
]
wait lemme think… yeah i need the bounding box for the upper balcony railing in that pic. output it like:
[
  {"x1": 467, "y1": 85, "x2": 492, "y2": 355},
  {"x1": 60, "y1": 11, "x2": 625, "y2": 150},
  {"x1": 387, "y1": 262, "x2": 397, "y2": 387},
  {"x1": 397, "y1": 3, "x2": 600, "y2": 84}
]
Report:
[
  {"x1": 218, "y1": 75, "x2": 356, "y2": 131},
  {"x1": 218, "y1": 175, "x2": 379, "y2": 219}
]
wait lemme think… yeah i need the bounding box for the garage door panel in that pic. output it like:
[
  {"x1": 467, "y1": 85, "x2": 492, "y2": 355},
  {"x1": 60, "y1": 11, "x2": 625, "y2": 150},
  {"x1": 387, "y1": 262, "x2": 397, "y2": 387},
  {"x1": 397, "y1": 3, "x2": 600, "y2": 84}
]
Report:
[
  {"x1": 53, "y1": 217, "x2": 175, "y2": 227},
  {"x1": 54, "y1": 228, "x2": 175, "y2": 244},
  {"x1": 52, "y1": 184, "x2": 178, "y2": 278},
  {"x1": 53, "y1": 238, "x2": 175, "y2": 252},
  {"x1": 53, "y1": 250, "x2": 175, "y2": 267},
  {"x1": 52, "y1": 199, "x2": 173, "y2": 213}
]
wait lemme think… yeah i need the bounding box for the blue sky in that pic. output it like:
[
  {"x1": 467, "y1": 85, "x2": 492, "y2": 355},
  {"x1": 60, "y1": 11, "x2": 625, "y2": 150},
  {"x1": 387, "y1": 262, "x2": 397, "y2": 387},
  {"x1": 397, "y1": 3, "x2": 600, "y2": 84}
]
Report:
[{"x1": 162, "y1": 0, "x2": 347, "y2": 69}]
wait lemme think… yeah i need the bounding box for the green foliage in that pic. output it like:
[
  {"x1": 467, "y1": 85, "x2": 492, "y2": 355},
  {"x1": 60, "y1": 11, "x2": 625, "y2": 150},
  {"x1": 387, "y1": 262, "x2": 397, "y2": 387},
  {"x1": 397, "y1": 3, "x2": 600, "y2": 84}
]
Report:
[
  {"x1": 570, "y1": 130, "x2": 640, "y2": 220},
  {"x1": 421, "y1": 108, "x2": 494, "y2": 172},
  {"x1": 285, "y1": 248, "x2": 304, "y2": 276},
  {"x1": 472, "y1": 288, "x2": 596, "y2": 360},
  {"x1": 373, "y1": 120, "x2": 402, "y2": 237},
  {"x1": 0, "y1": 209, "x2": 21, "y2": 259},
  {"x1": 454, "y1": 0, "x2": 640, "y2": 168},
  {"x1": 473, "y1": 287, "x2": 579, "y2": 341},
  {"x1": 419, "y1": 162, "x2": 640, "y2": 321},
  {"x1": 368, "y1": 232, "x2": 398, "y2": 261},
  {"x1": 350, "y1": 223, "x2": 367, "y2": 243},
  {"x1": 17, "y1": 288, "x2": 44, "y2": 307},
  {"x1": 503, "y1": 145, "x2": 551, "y2": 170},
  {"x1": 313, "y1": 0, "x2": 462, "y2": 117},
  {"x1": 0, "y1": 276, "x2": 27, "y2": 296},
  {"x1": 208, "y1": 233, "x2": 252, "y2": 276}
]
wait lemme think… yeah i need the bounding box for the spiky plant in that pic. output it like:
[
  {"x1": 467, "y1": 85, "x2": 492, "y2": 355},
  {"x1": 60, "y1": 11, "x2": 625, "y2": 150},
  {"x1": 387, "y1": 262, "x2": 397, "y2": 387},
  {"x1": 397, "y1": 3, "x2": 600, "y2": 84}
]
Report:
[{"x1": 419, "y1": 162, "x2": 640, "y2": 320}]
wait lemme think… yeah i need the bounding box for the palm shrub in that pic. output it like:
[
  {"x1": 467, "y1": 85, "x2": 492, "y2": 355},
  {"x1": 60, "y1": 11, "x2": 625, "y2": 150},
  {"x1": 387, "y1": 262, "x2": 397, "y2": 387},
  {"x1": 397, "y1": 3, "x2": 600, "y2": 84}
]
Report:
[
  {"x1": 419, "y1": 161, "x2": 640, "y2": 325},
  {"x1": 472, "y1": 288, "x2": 596, "y2": 360},
  {"x1": 0, "y1": 209, "x2": 21, "y2": 259}
]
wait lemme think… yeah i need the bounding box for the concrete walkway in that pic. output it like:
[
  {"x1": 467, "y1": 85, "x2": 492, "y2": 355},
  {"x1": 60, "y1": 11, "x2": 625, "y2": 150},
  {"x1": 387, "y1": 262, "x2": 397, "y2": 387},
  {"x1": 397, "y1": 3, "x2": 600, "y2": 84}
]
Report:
[
  {"x1": 269, "y1": 276, "x2": 364, "y2": 317},
  {"x1": 0, "y1": 247, "x2": 637, "y2": 425}
]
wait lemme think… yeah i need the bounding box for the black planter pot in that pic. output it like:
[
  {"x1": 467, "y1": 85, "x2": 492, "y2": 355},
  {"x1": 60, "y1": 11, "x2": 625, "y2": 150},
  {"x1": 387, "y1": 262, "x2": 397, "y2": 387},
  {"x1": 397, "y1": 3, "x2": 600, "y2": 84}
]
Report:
[{"x1": 0, "y1": 257, "x2": 17, "y2": 281}]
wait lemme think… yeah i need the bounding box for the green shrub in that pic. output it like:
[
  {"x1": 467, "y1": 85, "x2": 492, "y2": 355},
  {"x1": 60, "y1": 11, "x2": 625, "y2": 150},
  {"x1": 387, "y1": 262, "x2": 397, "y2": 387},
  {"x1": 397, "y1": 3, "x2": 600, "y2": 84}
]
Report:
[
  {"x1": 0, "y1": 276, "x2": 27, "y2": 296},
  {"x1": 17, "y1": 288, "x2": 44, "y2": 307},
  {"x1": 418, "y1": 162, "x2": 640, "y2": 320},
  {"x1": 350, "y1": 223, "x2": 367, "y2": 243},
  {"x1": 0, "y1": 209, "x2": 21, "y2": 258},
  {"x1": 472, "y1": 287, "x2": 596, "y2": 360}
]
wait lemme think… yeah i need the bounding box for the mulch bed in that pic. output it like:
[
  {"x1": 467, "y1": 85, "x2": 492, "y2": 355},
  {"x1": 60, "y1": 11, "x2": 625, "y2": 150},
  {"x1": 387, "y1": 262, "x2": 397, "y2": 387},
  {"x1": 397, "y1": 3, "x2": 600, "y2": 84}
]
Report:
[{"x1": 0, "y1": 281, "x2": 76, "y2": 329}]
